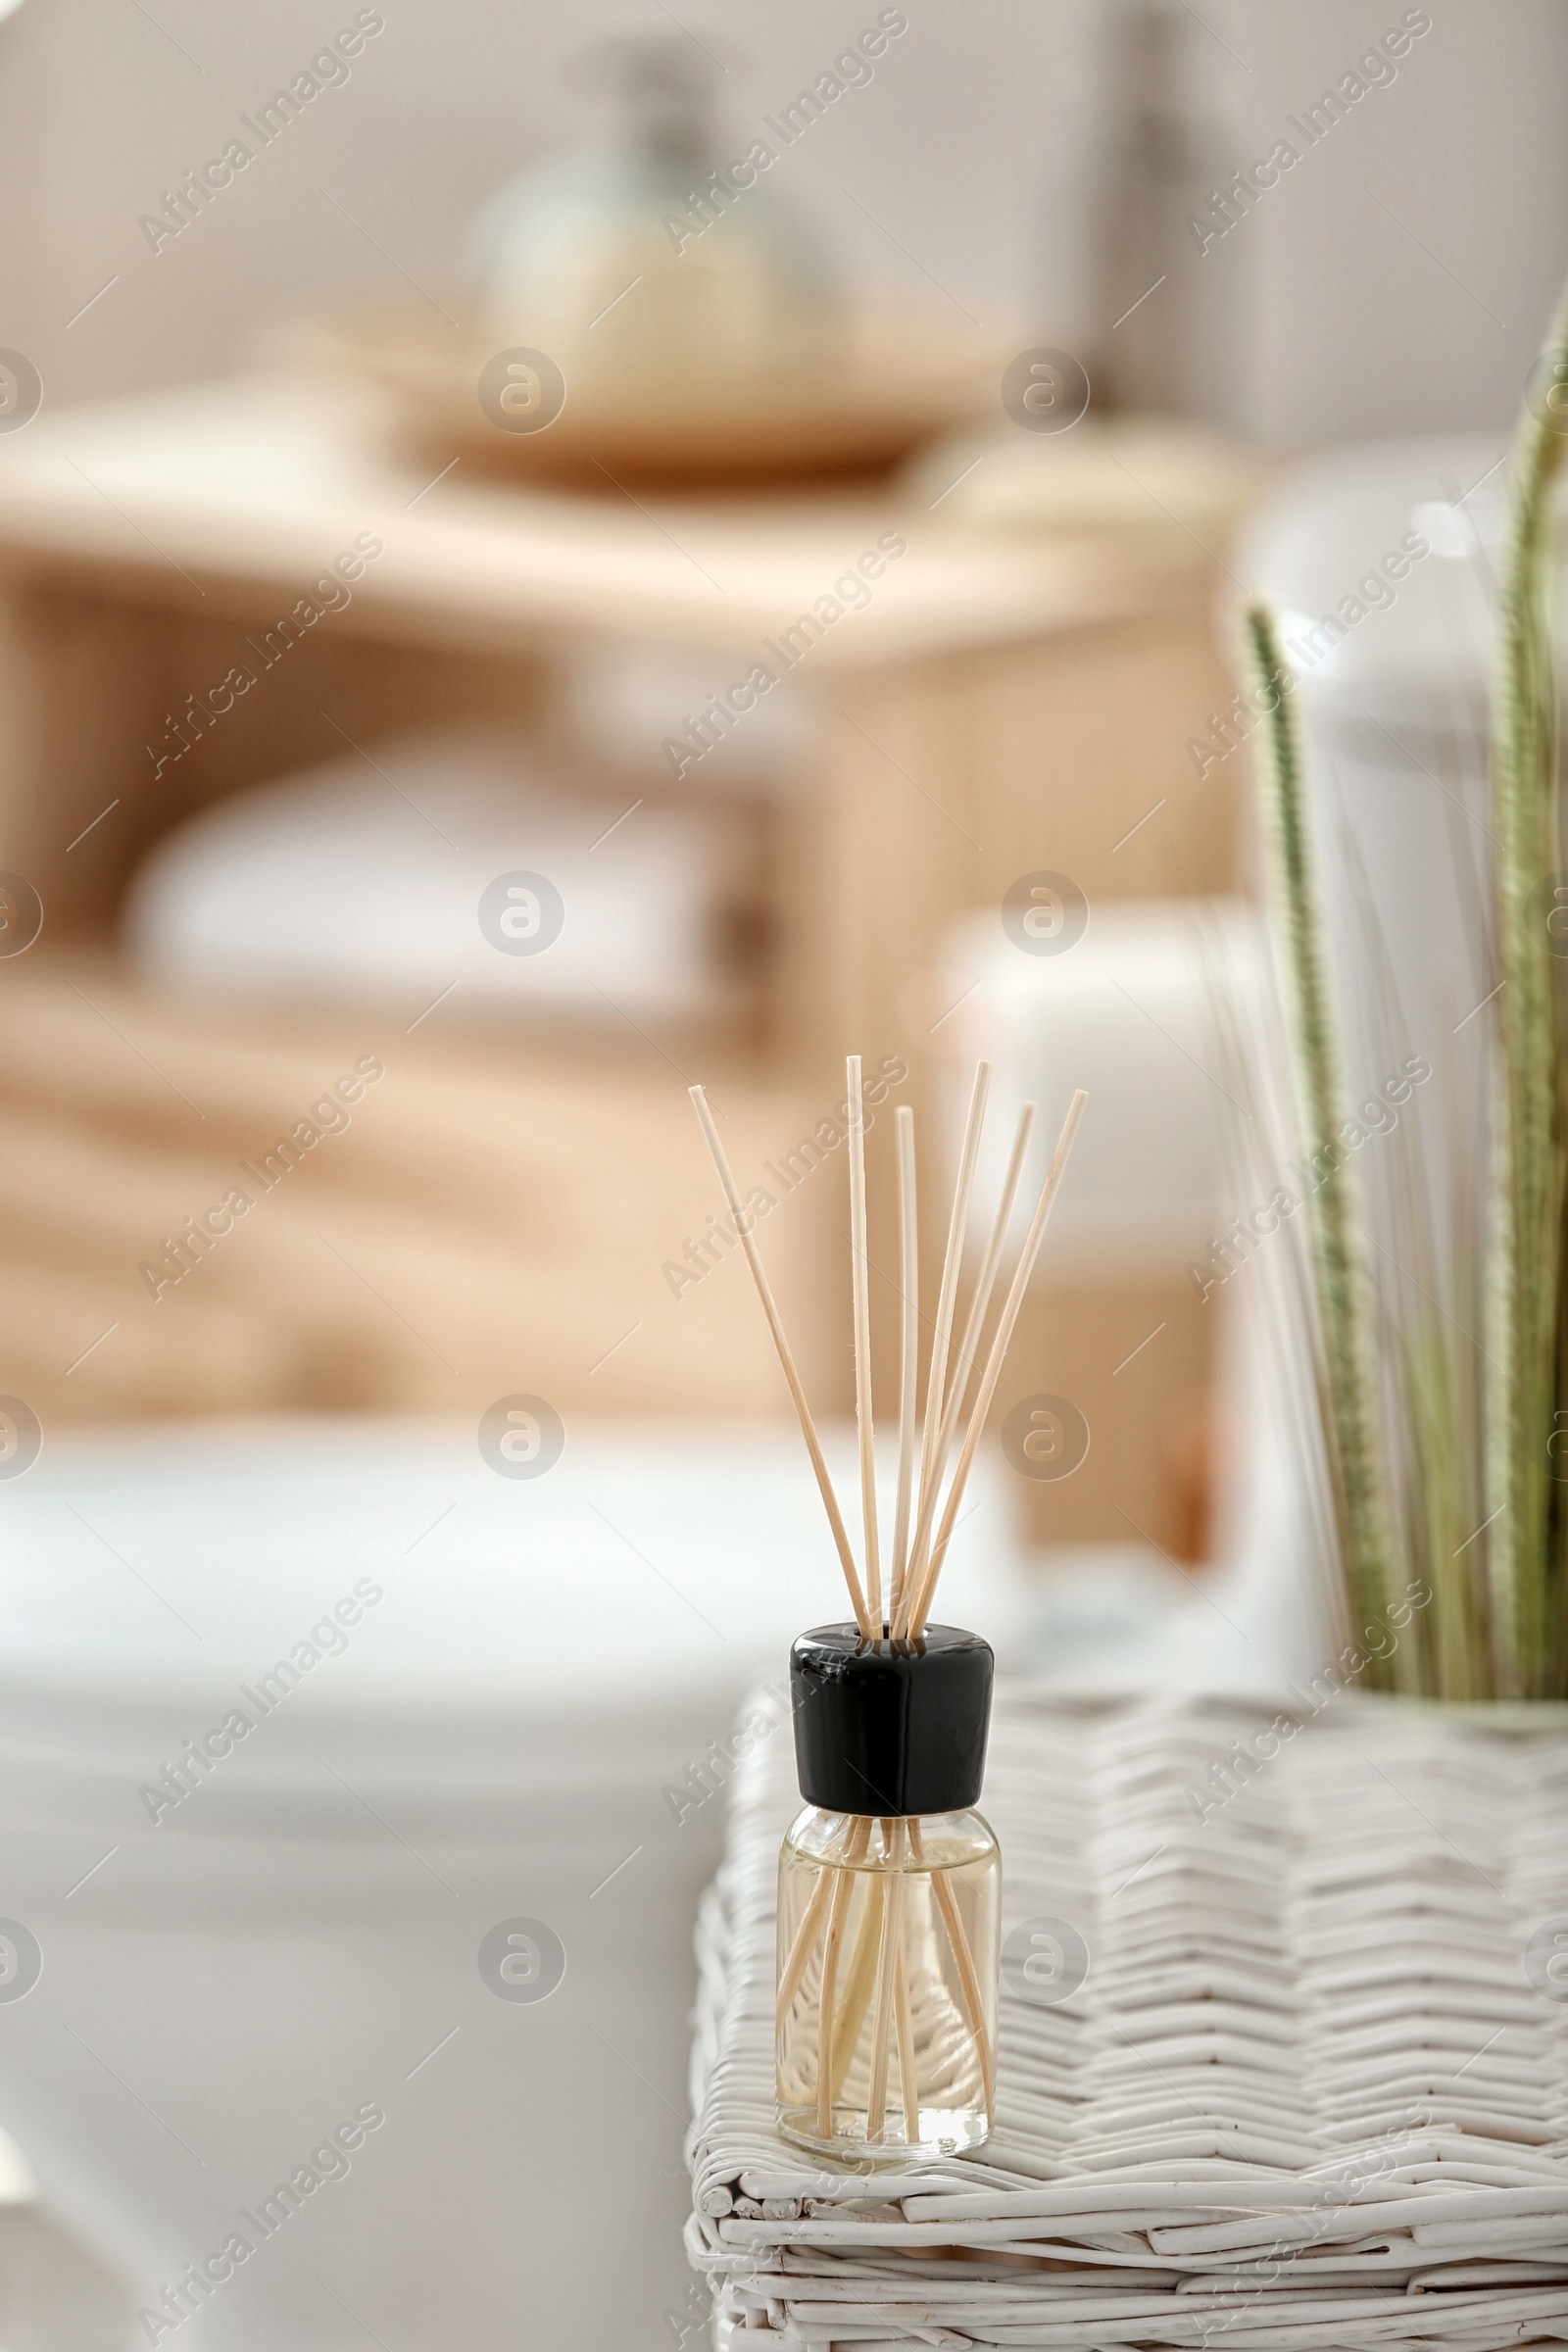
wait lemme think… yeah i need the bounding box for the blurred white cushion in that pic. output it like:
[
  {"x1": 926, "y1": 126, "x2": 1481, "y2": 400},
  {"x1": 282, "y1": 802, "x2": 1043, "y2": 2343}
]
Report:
[{"x1": 123, "y1": 733, "x2": 741, "y2": 1022}]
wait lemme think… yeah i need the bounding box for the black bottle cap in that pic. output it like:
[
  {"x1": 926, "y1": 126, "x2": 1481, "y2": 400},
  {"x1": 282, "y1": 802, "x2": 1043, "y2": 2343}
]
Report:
[{"x1": 790, "y1": 1622, "x2": 994, "y2": 1818}]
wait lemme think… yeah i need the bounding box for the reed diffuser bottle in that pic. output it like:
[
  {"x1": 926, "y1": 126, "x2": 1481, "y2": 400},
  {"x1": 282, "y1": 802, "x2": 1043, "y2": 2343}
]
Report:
[
  {"x1": 688, "y1": 1051, "x2": 1086, "y2": 2171},
  {"x1": 776, "y1": 1624, "x2": 998, "y2": 2163}
]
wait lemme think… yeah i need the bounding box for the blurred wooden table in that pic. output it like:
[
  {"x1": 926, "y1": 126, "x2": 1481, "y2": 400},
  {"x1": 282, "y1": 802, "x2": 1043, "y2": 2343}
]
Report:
[{"x1": 0, "y1": 374, "x2": 1238, "y2": 1550}]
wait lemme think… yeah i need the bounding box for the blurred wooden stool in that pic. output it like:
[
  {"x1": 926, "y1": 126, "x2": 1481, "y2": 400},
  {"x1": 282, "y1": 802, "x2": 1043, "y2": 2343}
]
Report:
[{"x1": 0, "y1": 373, "x2": 1238, "y2": 1551}]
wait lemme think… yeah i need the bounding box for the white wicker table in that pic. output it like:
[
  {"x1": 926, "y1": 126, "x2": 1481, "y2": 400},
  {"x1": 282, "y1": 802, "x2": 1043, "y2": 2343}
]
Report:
[{"x1": 685, "y1": 1690, "x2": 1568, "y2": 2349}]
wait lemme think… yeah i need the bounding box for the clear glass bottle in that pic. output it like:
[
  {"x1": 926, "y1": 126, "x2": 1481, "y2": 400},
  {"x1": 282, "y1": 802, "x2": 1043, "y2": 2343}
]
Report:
[
  {"x1": 776, "y1": 1803, "x2": 998, "y2": 2161},
  {"x1": 776, "y1": 1624, "x2": 999, "y2": 2165}
]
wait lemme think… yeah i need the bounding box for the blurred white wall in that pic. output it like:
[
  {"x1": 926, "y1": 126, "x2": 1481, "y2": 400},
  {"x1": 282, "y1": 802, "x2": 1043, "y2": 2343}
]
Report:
[{"x1": 0, "y1": 0, "x2": 1564, "y2": 440}]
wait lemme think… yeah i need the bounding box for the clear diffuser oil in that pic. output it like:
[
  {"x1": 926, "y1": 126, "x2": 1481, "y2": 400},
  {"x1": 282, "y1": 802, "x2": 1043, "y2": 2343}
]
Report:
[{"x1": 776, "y1": 1801, "x2": 998, "y2": 2162}]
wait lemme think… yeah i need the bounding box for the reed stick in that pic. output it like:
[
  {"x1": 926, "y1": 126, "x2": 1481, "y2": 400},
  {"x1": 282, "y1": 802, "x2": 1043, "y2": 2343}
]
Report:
[
  {"x1": 893, "y1": 1873, "x2": 919, "y2": 2147},
  {"x1": 1485, "y1": 283, "x2": 1568, "y2": 1701},
  {"x1": 1240, "y1": 610, "x2": 1403, "y2": 1681},
  {"x1": 936, "y1": 1102, "x2": 1038, "y2": 1471},
  {"x1": 689, "y1": 1086, "x2": 873, "y2": 1641},
  {"x1": 897, "y1": 1064, "x2": 992, "y2": 1635},
  {"x1": 828, "y1": 1873, "x2": 886, "y2": 2101},
  {"x1": 890, "y1": 1105, "x2": 919, "y2": 1629},
  {"x1": 776, "y1": 1843, "x2": 839, "y2": 2031},
  {"x1": 914, "y1": 1066, "x2": 990, "y2": 1524},
  {"x1": 865, "y1": 1819, "x2": 900, "y2": 2140},
  {"x1": 815, "y1": 1815, "x2": 870, "y2": 2138},
  {"x1": 907, "y1": 1091, "x2": 1089, "y2": 1638},
  {"x1": 847, "y1": 1056, "x2": 882, "y2": 1633},
  {"x1": 909, "y1": 1818, "x2": 994, "y2": 2122}
]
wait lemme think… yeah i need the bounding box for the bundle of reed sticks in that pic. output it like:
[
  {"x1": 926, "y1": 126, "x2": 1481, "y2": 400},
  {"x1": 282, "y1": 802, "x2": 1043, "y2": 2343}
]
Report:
[{"x1": 689, "y1": 1060, "x2": 1087, "y2": 1640}]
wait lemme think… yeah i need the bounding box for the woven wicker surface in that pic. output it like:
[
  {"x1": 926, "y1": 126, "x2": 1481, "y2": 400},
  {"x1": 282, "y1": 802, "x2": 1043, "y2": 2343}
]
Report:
[{"x1": 685, "y1": 1690, "x2": 1568, "y2": 2348}]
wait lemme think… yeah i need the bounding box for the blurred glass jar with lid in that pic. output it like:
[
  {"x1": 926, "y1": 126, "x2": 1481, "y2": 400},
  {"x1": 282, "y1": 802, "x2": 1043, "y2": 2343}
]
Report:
[{"x1": 468, "y1": 38, "x2": 840, "y2": 436}]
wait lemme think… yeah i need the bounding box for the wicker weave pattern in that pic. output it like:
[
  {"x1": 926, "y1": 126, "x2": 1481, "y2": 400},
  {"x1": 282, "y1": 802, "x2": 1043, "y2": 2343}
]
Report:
[{"x1": 685, "y1": 1691, "x2": 1568, "y2": 2348}]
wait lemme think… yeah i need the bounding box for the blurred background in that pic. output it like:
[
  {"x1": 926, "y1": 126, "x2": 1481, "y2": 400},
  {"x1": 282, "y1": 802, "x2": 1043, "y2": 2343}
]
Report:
[{"x1": 0, "y1": 1, "x2": 1561, "y2": 2344}]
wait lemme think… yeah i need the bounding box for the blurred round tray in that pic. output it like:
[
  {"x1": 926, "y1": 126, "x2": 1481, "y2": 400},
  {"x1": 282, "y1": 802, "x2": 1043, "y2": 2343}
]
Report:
[{"x1": 290, "y1": 294, "x2": 1016, "y2": 491}]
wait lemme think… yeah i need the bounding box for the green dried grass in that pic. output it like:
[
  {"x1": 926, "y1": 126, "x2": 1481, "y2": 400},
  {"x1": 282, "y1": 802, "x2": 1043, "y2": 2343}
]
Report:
[
  {"x1": 1242, "y1": 605, "x2": 1404, "y2": 1690},
  {"x1": 1241, "y1": 283, "x2": 1568, "y2": 1703},
  {"x1": 1402, "y1": 1314, "x2": 1488, "y2": 1699},
  {"x1": 1485, "y1": 291, "x2": 1568, "y2": 1700}
]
